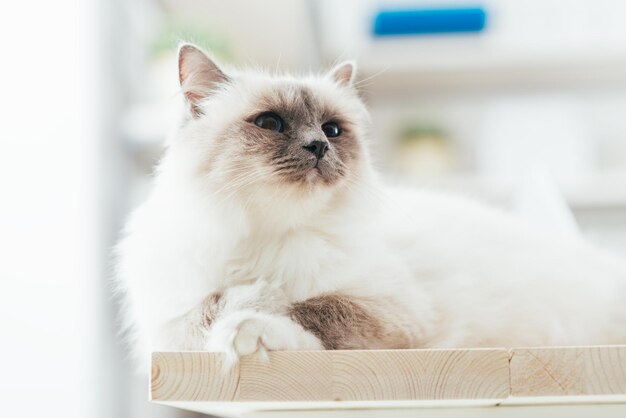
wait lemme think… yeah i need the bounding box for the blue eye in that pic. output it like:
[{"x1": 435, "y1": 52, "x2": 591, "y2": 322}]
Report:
[
  {"x1": 322, "y1": 122, "x2": 341, "y2": 138},
  {"x1": 255, "y1": 112, "x2": 284, "y2": 132}
]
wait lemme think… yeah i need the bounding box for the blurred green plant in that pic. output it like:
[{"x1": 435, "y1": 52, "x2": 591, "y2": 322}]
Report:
[
  {"x1": 398, "y1": 123, "x2": 447, "y2": 144},
  {"x1": 151, "y1": 19, "x2": 233, "y2": 60},
  {"x1": 393, "y1": 121, "x2": 455, "y2": 177}
]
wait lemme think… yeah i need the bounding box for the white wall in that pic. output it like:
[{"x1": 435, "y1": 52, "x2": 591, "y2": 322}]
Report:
[{"x1": 0, "y1": 1, "x2": 103, "y2": 417}]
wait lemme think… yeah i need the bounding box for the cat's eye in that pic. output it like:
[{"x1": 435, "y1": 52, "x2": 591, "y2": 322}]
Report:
[
  {"x1": 254, "y1": 112, "x2": 284, "y2": 132},
  {"x1": 322, "y1": 122, "x2": 341, "y2": 138}
]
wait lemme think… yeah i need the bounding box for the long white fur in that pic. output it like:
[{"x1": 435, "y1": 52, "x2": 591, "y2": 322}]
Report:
[{"x1": 114, "y1": 48, "x2": 626, "y2": 373}]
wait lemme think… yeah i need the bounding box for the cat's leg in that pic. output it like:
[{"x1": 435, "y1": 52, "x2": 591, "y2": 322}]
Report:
[{"x1": 288, "y1": 293, "x2": 419, "y2": 350}]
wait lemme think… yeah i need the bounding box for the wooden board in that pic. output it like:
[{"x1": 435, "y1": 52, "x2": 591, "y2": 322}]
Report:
[
  {"x1": 509, "y1": 346, "x2": 626, "y2": 396},
  {"x1": 151, "y1": 346, "x2": 626, "y2": 416},
  {"x1": 152, "y1": 349, "x2": 510, "y2": 402}
]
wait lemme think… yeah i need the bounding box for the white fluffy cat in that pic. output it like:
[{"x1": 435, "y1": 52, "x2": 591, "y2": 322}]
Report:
[{"x1": 115, "y1": 44, "x2": 626, "y2": 370}]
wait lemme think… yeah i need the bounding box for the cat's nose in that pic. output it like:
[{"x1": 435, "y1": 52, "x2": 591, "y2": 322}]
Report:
[{"x1": 303, "y1": 140, "x2": 329, "y2": 159}]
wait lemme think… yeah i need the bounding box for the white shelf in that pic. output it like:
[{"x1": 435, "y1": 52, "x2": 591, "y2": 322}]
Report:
[
  {"x1": 356, "y1": 46, "x2": 626, "y2": 95},
  {"x1": 388, "y1": 170, "x2": 626, "y2": 210},
  {"x1": 314, "y1": 1, "x2": 626, "y2": 93}
]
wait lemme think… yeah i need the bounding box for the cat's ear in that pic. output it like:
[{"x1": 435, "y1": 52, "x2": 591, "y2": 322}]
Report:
[
  {"x1": 178, "y1": 43, "x2": 229, "y2": 117},
  {"x1": 327, "y1": 61, "x2": 356, "y2": 88}
]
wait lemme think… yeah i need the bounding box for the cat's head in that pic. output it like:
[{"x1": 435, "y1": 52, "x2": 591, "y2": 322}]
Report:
[{"x1": 169, "y1": 44, "x2": 373, "y2": 217}]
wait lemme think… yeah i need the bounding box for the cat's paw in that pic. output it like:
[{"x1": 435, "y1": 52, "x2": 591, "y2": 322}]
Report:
[{"x1": 207, "y1": 310, "x2": 323, "y2": 361}]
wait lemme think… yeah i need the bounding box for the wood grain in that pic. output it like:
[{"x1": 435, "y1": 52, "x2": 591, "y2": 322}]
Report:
[
  {"x1": 332, "y1": 349, "x2": 510, "y2": 401},
  {"x1": 238, "y1": 351, "x2": 333, "y2": 401},
  {"x1": 152, "y1": 346, "x2": 626, "y2": 404},
  {"x1": 151, "y1": 349, "x2": 510, "y2": 402},
  {"x1": 151, "y1": 352, "x2": 239, "y2": 401},
  {"x1": 510, "y1": 346, "x2": 626, "y2": 396}
]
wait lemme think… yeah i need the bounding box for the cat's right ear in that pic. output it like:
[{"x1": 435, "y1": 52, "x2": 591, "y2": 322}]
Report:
[{"x1": 178, "y1": 43, "x2": 229, "y2": 117}]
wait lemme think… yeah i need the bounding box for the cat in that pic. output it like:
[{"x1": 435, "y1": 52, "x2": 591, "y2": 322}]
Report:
[{"x1": 115, "y1": 43, "x2": 626, "y2": 371}]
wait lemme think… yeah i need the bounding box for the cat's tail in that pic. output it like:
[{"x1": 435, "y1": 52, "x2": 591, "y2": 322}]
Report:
[{"x1": 511, "y1": 164, "x2": 582, "y2": 240}]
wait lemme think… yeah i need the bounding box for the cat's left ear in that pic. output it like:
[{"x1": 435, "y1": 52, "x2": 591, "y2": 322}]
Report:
[
  {"x1": 178, "y1": 43, "x2": 229, "y2": 117},
  {"x1": 327, "y1": 61, "x2": 356, "y2": 88}
]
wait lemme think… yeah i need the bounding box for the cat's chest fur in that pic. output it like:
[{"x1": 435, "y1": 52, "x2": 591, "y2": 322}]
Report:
[{"x1": 221, "y1": 227, "x2": 344, "y2": 300}]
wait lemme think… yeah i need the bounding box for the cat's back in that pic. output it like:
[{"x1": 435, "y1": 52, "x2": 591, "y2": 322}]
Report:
[
  {"x1": 379, "y1": 185, "x2": 625, "y2": 277},
  {"x1": 378, "y1": 186, "x2": 528, "y2": 247},
  {"x1": 377, "y1": 185, "x2": 626, "y2": 344}
]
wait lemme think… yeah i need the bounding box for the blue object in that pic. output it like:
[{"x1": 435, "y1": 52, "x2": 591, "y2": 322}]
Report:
[{"x1": 373, "y1": 7, "x2": 487, "y2": 36}]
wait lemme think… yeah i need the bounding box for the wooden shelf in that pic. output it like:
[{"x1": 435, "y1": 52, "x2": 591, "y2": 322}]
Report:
[{"x1": 151, "y1": 346, "x2": 626, "y2": 417}]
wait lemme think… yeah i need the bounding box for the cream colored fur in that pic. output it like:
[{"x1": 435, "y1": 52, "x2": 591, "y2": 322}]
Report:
[{"x1": 115, "y1": 45, "x2": 626, "y2": 372}]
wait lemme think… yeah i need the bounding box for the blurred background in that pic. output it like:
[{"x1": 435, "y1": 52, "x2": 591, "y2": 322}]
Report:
[{"x1": 1, "y1": 0, "x2": 626, "y2": 417}]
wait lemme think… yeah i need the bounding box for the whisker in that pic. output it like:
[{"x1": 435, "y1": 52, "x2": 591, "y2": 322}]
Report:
[{"x1": 354, "y1": 66, "x2": 391, "y2": 88}]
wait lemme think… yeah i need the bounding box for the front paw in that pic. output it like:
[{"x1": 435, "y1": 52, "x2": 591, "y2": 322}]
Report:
[{"x1": 207, "y1": 310, "x2": 323, "y2": 360}]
